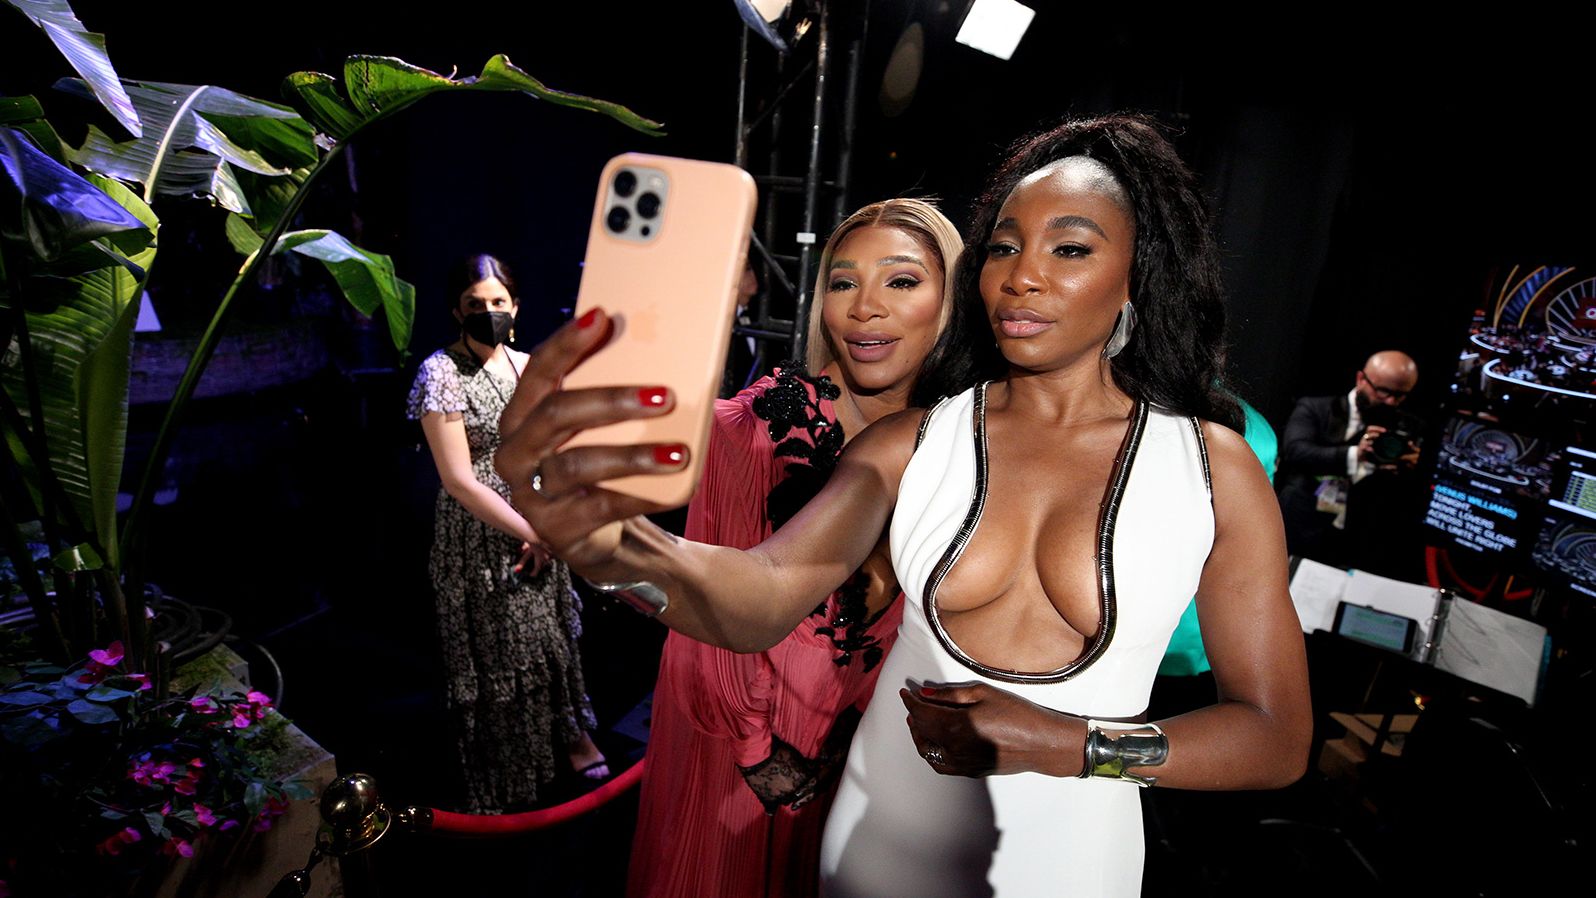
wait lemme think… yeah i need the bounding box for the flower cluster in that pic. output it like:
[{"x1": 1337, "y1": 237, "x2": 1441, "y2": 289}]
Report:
[{"x1": 1, "y1": 641, "x2": 313, "y2": 894}]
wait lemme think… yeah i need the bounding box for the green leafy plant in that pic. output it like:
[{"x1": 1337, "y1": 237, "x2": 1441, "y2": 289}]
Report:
[
  {"x1": 0, "y1": 0, "x2": 662, "y2": 676},
  {"x1": 0, "y1": 637, "x2": 312, "y2": 896}
]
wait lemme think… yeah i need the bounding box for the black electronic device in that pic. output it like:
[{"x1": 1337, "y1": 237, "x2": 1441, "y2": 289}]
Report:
[{"x1": 1333, "y1": 601, "x2": 1418, "y2": 655}]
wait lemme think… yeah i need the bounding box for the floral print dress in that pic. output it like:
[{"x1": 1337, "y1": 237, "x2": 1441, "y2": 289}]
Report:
[{"x1": 407, "y1": 346, "x2": 598, "y2": 813}]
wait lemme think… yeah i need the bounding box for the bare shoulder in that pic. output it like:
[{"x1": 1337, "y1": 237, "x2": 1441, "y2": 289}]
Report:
[
  {"x1": 1200, "y1": 419, "x2": 1270, "y2": 488},
  {"x1": 843, "y1": 407, "x2": 928, "y2": 472},
  {"x1": 1199, "y1": 419, "x2": 1286, "y2": 543}
]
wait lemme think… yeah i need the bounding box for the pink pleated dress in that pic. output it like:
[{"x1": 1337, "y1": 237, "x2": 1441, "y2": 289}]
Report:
[{"x1": 627, "y1": 371, "x2": 903, "y2": 898}]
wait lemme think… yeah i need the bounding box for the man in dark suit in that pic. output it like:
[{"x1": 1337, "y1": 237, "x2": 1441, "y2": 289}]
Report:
[{"x1": 1277, "y1": 350, "x2": 1421, "y2": 571}]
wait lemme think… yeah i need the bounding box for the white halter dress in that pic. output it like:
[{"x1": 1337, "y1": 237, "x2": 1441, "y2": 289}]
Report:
[{"x1": 820, "y1": 384, "x2": 1215, "y2": 897}]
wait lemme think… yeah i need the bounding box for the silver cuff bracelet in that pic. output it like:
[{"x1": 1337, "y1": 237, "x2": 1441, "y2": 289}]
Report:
[
  {"x1": 583, "y1": 578, "x2": 669, "y2": 618},
  {"x1": 1080, "y1": 720, "x2": 1168, "y2": 787}
]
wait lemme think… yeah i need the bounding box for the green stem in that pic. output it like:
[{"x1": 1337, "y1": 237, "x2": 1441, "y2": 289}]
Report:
[
  {"x1": 0, "y1": 498, "x2": 68, "y2": 662},
  {"x1": 121, "y1": 140, "x2": 348, "y2": 563},
  {"x1": 95, "y1": 568, "x2": 133, "y2": 667}
]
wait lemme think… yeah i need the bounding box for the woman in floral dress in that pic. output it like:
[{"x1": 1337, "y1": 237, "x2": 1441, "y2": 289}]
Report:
[{"x1": 407, "y1": 254, "x2": 606, "y2": 813}]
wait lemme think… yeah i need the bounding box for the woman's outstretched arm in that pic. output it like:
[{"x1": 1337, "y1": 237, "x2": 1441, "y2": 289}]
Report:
[{"x1": 495, "y1": 308, "x2": 921, "y2": 652}]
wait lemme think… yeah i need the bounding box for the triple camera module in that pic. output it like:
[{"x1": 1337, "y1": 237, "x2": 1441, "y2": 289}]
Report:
[{"x1": 604, "y1": 166, "x2": 668, "y2": 243}]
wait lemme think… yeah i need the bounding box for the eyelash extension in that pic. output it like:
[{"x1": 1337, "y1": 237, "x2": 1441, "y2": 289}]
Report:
[{"x1": 888, "y1": 276, "x2": 921, "y2": 289}]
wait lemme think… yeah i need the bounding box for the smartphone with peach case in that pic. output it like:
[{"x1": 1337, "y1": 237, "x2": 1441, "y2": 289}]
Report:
[{"x1": 561, "y1": 153, "x2": 757, "y2": 507}]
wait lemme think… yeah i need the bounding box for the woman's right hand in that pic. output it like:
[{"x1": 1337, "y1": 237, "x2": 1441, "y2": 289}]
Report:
[{"x1": 494, "y1": 308, "x2": 689, "y2": 578}]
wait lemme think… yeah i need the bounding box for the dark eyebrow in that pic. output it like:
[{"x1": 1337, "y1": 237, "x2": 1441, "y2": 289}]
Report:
[
  {"x1": 992, "y1": 215, "x2": 1109, "y2": 240},
  {"x1": 877, "y1": 254, "x2": 929, "y2": 273},
  {"x1": 1049, "y1": 215, "x2": 1107, "y2": 238}
]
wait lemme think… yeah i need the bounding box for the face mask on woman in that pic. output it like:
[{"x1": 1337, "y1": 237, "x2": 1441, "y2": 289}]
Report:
[{"x1": 462, "y1": 310, "x2": 514, "y2": 346}]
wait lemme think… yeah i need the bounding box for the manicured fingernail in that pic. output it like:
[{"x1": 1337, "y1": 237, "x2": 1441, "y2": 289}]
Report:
[
  {"x1": 577, "y1": 308, "x2": 600, "y2": 329},
  {"x1": 921, "y1": 687, "x2": 936, "y2": 696},
  {"x1": 637, "y1": 387, "x2": 669, "y2": 407},
  {"x1": 654, "y1": 444, "x2": 687, "y2": 466}
]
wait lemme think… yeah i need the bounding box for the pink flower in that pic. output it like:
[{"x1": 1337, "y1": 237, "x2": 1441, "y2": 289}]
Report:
[
  {"x1": 161, "y1": 838, "x2": 194, "y2": 858},
  {"x1": 98, "y1": 826, "x2": 143, "y2": 855},
  {"x1": 127, "y1": 673, "x2": 152, "y2": 691},
  {"x1": 189, "y1": 695, "x2": 218, "y2": 713},
  {"x1": 231, "y1": 708, "x2": 253, "y2": 729},
  {"x1": 194, "y1": 804, "x2": 217, "y2": 827},
  {"x1": 88, "y1": 641, "x2": 124, "y2": 668},
  {"x1": 129, "y1": 759, "x2": 158, "y2": 786},
  {"x1": 173, "y1": 777, "x2": 197, "y2": 796},
  {"x1": 246, "y1": 690, "x2": 273, "y2": 708},
  {"x1": 160, "y1": 802, "x2": 173, "y2": 816},
  {"x1": 252, "y1": 816, "x2": 274, "y2": 833},
  {"x1": 188, "y1": 758, "x2": 205, "y2": 769},
  {"x1": 218, "y1": 819, "x2": 240, "y2": 832}
]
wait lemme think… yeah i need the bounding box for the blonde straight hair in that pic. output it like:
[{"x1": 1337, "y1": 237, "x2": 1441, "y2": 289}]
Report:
[{"x1": 803, "y1": 198, "x2": 964, "y2": 375}]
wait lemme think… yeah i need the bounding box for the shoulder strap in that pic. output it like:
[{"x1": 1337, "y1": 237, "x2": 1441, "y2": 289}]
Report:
[
  {"x1": 915, "y1": 392, "x2": 958, "y2": 450},
  {"x1": 1188, "y1": 417, "x2": 1214, "y2": 500}
]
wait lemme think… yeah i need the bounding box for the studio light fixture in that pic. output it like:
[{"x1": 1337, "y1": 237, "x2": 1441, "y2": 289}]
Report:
[{"x1": 954, "y1": 0, "x2": 1035, "y2": 61}]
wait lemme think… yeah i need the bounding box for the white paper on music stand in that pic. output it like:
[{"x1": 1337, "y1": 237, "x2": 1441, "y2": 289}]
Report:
[
  {"x1": 1434, "y1": 600, "x2": 1546, "y2": 706},
  {"x1": 1340, "y1": 569, "x2": 1441, "y2": 653},
  {"x1": 1288, "y1": 558, "x2": 1350, "y2": 633}
]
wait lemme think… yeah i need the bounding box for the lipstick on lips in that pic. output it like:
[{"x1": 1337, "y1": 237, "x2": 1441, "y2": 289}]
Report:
[
  {"x1": 843, "y1": 330, "x2": 900, "y2": 363},
  {"x1": 996, "y1": 307, "x2": 1055, "y2": 338}
]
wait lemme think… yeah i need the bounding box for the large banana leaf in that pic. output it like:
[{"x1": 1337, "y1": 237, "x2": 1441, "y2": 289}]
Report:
[
  {"x1": 0, "y1": 127, "x2": 149, "y2": 267},
  {"x1": 3, "y1": 0, "x2": 141, "y2": 138},
  {"x1": 284, "y1": 54, "x2": 663, "y2": 141},
  {"x1": 0, "y1": 174, "x2": 156, "y2": 569},
  {"x1": 57, "y1": 79, "x2": 315, "y2": 211},
  {"x1": 223, "y1": 214, "x2": 413, "y2": 352},
  {"x1": 0, "y1": 95, "x2": 65, "y2": 162}
]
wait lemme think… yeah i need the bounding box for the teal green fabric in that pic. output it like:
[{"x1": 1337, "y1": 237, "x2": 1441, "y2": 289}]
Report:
[{"x1": 1157, "y1": 400, "x2": 1277, "y2": 676}]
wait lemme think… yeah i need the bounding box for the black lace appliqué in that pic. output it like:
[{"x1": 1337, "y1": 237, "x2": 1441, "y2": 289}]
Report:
[
  {"x1": 738, "y1": 708, "x2": 862, "y2": 814},
  {"x1": 749, "y1": 363, "x2": 884, "y2": 673},
  {"x1": 753, "y1": 362, "x2": 844, "y2": 531}
]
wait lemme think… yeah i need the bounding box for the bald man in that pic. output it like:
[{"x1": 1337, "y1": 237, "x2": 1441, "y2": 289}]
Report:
[{"x1": 1276, "y1": 351, "x2": 1421, "y2": 571}]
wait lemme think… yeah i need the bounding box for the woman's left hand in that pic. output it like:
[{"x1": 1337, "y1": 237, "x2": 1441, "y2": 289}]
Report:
[
  {"x1": 514, "y1": 540, "x2": 552, "y2": 578},
  {"x1": 900, "y1": 681, "x2": 1087, "y2": 778}
]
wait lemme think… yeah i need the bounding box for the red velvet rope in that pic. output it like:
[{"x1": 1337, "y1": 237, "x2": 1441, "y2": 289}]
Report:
[{"x1": 421, "y1": 758, "x2": 645, "y2": 837}]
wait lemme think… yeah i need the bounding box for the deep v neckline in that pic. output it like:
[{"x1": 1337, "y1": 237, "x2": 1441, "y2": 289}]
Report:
[{"x1": 921, "y1": 382, "x2": 1150, "y2": 684}]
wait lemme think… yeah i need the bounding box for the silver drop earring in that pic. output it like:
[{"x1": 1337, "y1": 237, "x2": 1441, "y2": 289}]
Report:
[{"x1": 1104, "y1": 300, "x2": 1136, "y2": 359}]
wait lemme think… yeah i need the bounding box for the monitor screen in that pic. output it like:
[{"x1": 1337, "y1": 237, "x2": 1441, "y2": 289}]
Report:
[{"x1": 1423, "y1": 414, "x2": 1558, "y2": 555}]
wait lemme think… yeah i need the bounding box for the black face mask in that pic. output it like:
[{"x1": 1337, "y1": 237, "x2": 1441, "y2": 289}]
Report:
[{"x1": 461, "y1": 310, "x2": 514, "y2": 347}]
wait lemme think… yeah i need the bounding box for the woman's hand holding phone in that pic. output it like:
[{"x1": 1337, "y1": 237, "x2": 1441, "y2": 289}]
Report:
[{"x1": 494, "y1": 307, "x2": 689, "y2": 579}]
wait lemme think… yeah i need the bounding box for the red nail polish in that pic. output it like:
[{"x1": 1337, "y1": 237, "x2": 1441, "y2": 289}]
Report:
[
  {"x1": 638, "y1": 387, "x2": 668, "y2": 407},
  {"x1": 577, "y1": 308, "x2": 600, "y2": 329},
  {"x1": 921, "y1": 687, "x2": 936, "y2": 697},
  {"x1": 654, "y1": 444, "x2": 687, "y2": 466}
]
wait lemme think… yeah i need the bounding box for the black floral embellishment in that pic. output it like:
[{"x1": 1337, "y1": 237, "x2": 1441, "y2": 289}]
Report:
[{"x1": 750, "y1": 363, "x2": 885, "y2": 669}]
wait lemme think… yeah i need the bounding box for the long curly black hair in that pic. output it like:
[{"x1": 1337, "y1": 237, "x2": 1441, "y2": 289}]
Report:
[{"x1": 914, "y1": 114, "x2": 1242, "y2": 432}]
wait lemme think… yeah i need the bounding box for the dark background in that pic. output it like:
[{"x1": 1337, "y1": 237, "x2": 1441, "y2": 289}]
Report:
[{"x1": 5, "y1": 2, "x2": 1593, "y2": 894}]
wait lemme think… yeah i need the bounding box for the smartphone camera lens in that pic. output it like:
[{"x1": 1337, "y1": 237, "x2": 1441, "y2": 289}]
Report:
[
  {"x1": 606, "y1": 205, "x2": 631, "y2": 234},
  {"x1": 636, "y1": 192, "x2": 661, "y2": 220},
  {"x1": 613, "y1": 170, "x2": 637, "y2": 198}
]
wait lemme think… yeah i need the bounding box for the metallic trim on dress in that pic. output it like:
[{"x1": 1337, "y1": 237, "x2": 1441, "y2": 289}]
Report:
[{"x1": 920, "y1": 384, "x2": 1151, "y2": 684}]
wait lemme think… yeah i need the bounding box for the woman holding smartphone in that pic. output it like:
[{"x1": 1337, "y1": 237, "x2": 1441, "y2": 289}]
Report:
[
  {"x1": 499, "y1": 116, "x2": 1309, "y2": 895},
  {"x1": 629, "y1": 199, "x2": 963, "y2": 898},
  {"x1": 406, "y1": 254, "x2": 607, "y2": 814}
]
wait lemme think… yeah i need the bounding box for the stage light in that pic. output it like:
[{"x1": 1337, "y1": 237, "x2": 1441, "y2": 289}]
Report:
[
  {"x1": 954, "y1": 0, "x2": 1035, "y2": 61},
  {"x1": 733, "y1": 0, "x2": 816, "y2": 54}
]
